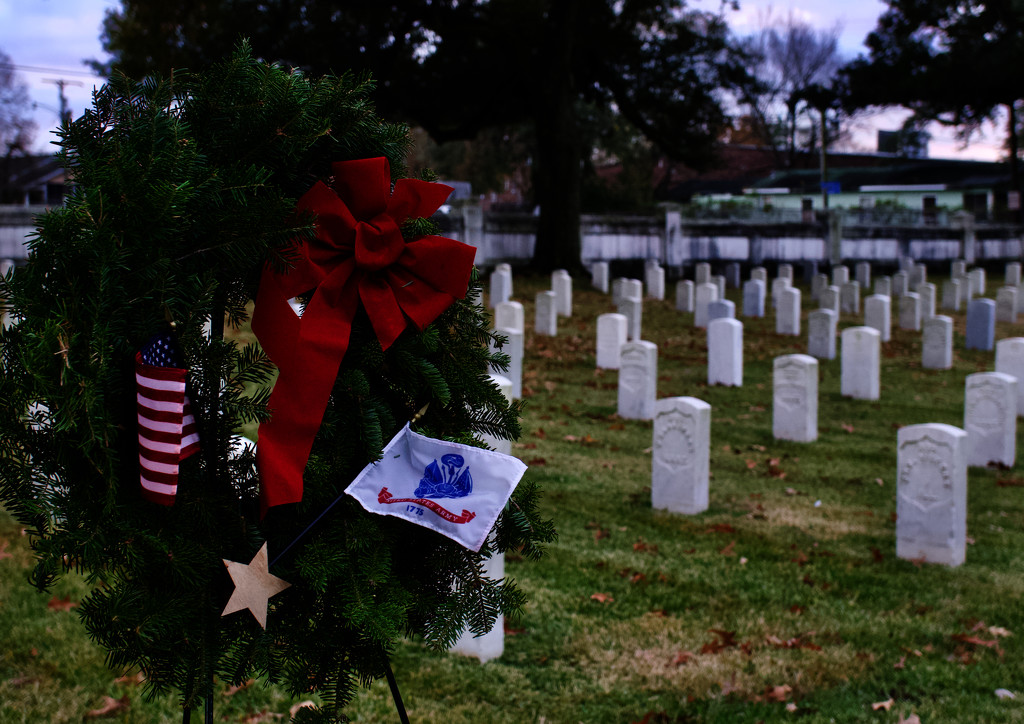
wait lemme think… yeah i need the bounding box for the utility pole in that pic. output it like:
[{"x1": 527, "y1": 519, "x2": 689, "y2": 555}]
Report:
[{"x1": 43, "y1": 78, "x2": 83, "y2": 124}]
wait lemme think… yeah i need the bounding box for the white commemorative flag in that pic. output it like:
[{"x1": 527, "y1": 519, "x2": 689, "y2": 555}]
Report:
[{"x1": 345, "y1": 424, "x2": 528, "y2": 552}]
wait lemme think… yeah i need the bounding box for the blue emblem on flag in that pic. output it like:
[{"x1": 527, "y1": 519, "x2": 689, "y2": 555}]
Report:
[{"x1": 414, "y1": 453, "x2": 473, "y2": 499}]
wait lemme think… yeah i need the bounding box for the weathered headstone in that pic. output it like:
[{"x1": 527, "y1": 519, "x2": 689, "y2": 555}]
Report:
[
  {"x1": 776, "y1": 287, "x2": 801, "y2": 336},
  {"x1": 777, "y1": 263, "x2": 793, "y2": 282},
  {"x1": 840, "y1": 281, "x2": 861, "y2": 315},
  {"x1": 611, "y1": 277, "x2": 629, "y2": 305},
  {"x1": 651, "y1": 396, "x2": 711, "y2": 515},
  {"x1": 489, "y1": 266, "x2": 512, "y2": 308},
  {"x1": 910, "y1": 263, "x2": 927, "y2": 290},
  {"x1": 864, "y1": 294, "x2": 891, "y2": 342},
  {"x1": 494, "y1": 301, "x2": 524, "y2": 333},
  {"x1": 996, "y1": 286, "x2": 1018, "y2": 323},
  {"x1": 552, "y1": 269, "x2": 572, "y2": 317},
  {"x1": 965, "y1": 298, "x2": 996, "y2": 351},
  {"x1": 841, "y1": 326, "x2": 880, "y2": 400},
  {"x1": 742, "y1": 279, "x2": 766, "y2": 318},
  {"x1": 694, "y1": 282, "x2": 719, "y2": 328},
  {"x1": 618, "y1": 296, "x2": 643, "y2": 341},
  {"x1": 708, "y1": 318, "x2": 742, "y2": 387},
  {"x1": 921, "y1": 315, "x2": 953, "y2": 370},
  {"x1": 811, "y1": 272, "x2": 828, "y2": 301},
  {"x1": 832, "y1": 265, "x2": 849, "y2": 286},
  {"x1": 896, "y1": 423, "x2": 967, "y2": 567},
  {"x1": 750, "y1": 266, "x2": 767, "y2": 283},
  {"x1": 996, "y1": 337, "x2": 1024, "y2": 416},
  {"x1": 591, "y1": 261, "x2": 610, "y2": 293},
  {"x1": 490, "y1": 327, "x2": 523, "y2": 399},
  {"x1": 856, "y1": 261, "x2": 872, "y2": 289},
  {"x1": 618, "y1": 341, "x2": 658, "y2": 420},
  {"x1": 695, "y1": 262, "x2": 711, "y2": 286},
  {"x1": 707, "y1": 299, "x2": 736, "y2": 323},
  {"x1": 941, "y1": 279, "x2": 962, "y2": 312},
  {"x1": 899, "y1": 256, "x2": 914, "y2": 273},
  {"x1": 892, "y1": 271, "x2": 909, "y2": 298},
  {"x1": 951, "y1": 259, "x2": 967, "y2": 278},
  {"x1": 596, "y1": 313, "x2": 628, "y2": 369},
  {"x1": 645, "y1": 263, "x2": 665, "y2": 301},
  {"x1": 771, "y1": 276, "x2": 791, "y2": 309},
  {"x1": 969, "y1": 268, "x2": 986, "y2": 297},
  {"x1": 819, "y1": 285, "x2": 840, "y2": 314},
  {"x1": 874, "y1": 276, "x2": 891, "y2": 298},
  {"x1": 626, "y1": 278, "x2": 644, "y2": 301},
  {"x1": 1006, "y1": 261, "x2": 1021, "y2": 288},
  {"x1": 535, "y1": 290, "x2": 557, "y2": 336},
  {"x1": 899, "y1": 292, "x2": 922, "y2": 331},
  {"x1": 917, "y1": 282, "x2": 936, "y2": 319},
  {"x1": 773, "y1": 354, "x2": 818, "y2": 442},
  {"x1": 964, "y1": 371, "x2": 1017, "y2": 468},
  {"x1": 676, "y1": 280, "x2": 695, "y2": 313},
  {"x1": 725, "y1": 262, "x2": 741, "y2": 289},
  {"x1": 712, "y1": 274, "x2": 726, "y2": 300},
  {"x1": 807, "y1": 309, "x2": 837, "y2": 360}
]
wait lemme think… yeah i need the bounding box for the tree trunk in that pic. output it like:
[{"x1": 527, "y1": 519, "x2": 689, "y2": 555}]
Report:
[
  {"x1": 1008, "y1": 101, "x2": 1020, "y2": 222},
  {"x1": 531, "y1": 0, "x2": 583, "y2": 274}
]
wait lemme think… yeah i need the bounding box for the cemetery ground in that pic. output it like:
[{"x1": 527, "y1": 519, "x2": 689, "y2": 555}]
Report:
[{"x1": 2, "y1": 270, "x2": 1024, "y2": 723}]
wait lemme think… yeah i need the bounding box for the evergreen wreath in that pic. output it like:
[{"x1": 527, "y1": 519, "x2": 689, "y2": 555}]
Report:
[{"x1": 0, "y1": 43, "x2": 554, "y2": 722}]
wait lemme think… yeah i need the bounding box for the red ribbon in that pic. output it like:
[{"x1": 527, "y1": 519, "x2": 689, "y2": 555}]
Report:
[
  {"x1": 377, "y1": 486, "x2": 477, "y2": 524},
  {"x1": 251, "y1": 157, "x2": 476, "y2": 513}
]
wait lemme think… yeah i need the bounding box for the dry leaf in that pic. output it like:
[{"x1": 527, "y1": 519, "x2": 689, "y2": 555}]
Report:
[
  {"x1": 0, "y1": 540, "x2": 11, "y2": 560},
  {"x1": 225, "y1": 679, "x2": 255, "y2": 696},
  {"x1": 670, "y1": 651, "x2": 694, "y2": 666},
  {"x1": 47, "y1": 595, "x2": 76, "y2": 612},
  {"x1": 785, "y1": 702, "x2": 798, "y2": 712},
  {"x1": 543, "y1": 380, "x2": 557, "y2": 392},
  {"x1": 764, "y1": 684, "x2": 792, "y2": 702},
  {"x1": 719, "y1": 540, "x2": 736, "y2": 556},
  {"x1": 590, "y1": 592, "x2": 614, "y2": 604},
  {"x1": 841, "y1": 423, "x2": 855, "y2": 433},
  {"x1": 290, "y1": 700, "x2": 317, "y2": 718},
  {"x1": 85, "y1": 695, "x2": 129, "y2": 719},
  {"x1": 897, "y1": 714, "x2": 922, "y2": 724},
  {"x1": 989, "y1": 626, "x2": 1013, "y2": 638},
  {"x1": 872, "y1": 698, "x2": 895, "y2": 711}
]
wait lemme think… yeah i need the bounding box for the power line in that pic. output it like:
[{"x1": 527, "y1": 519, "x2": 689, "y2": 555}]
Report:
[{"x1": 0, "y1": 62, "x2": 105, "y2": 79}]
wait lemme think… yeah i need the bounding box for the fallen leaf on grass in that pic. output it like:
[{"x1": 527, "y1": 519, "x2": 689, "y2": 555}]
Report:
[
  {"x1": 503, "y1": 620, "x2": 526, "y2": 635},
  {"x1": 719, "y1": 540, "x2": 737, "y2": 556},
  {"x1": 705, "y1": 523, "x2": 736, "y2": 534},
  {"x1": 988, "y1": 626, "x2": 1013, "y2": 638},
  {"x1": 47, "y1": 595, "x2": 76, "y2": 612},
  {"x1": 6, "y1": 676, "x2": 40, "y2": 688},
  {"x1": 225, "y1": 679, "x2": 255, "y2": 696},
  {"x1": 871, "y1": 698, "x2": 894, "y2": 711},
  {"x1": 763, "y1": 684, "x2": 792, "y2": 702},
  {"x1": 897, "y1": 714, "x2": 921, "y2": 724},
  {"x1": 114, "y1": 672, "x2": 145, "y2": 686},
  {"x1": 701, "y1": 629, "x2": 738, "y2": 654},
  {"x1": 745, "y1": 459, "x2": 758, "y2": 469},
  {"x1": 841, "y1": 423, "x2": 855, "y2": 433},
  {"x1": 0, "y1": 540, "x2": 11, "y2": 560},
  {"x1": 85, "y1": 695, "x2": 129, "y2": 719},
  {"x1": 590, "y1": 592, "x2": 614, "y2": 604},
  {"x1": 670, "y1": 650, "x2": 694, "y2": 666},
  {"x1": 786, "y1": 702, "x2": 798, "y2": 712},
  {"x1": 526, "y1": 457, "x2": 547, "y2": 466}
]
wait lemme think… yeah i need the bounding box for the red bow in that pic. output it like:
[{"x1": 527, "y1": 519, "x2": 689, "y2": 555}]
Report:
[{"x1": 251, "y1": 157, "x2": 476, "y2": 512}]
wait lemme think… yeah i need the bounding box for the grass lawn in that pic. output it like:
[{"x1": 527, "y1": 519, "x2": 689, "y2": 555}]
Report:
[{"x1": 3, "y1": 268, "x2": 1024, "y2": 723}]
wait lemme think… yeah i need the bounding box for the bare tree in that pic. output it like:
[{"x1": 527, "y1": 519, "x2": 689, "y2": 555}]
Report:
[
  {"x1": 0, "y1": 49, "x2": 37, "y2": 158},
  {"x1": 738, "y1": 11, "x2": 843, "y2": 166}
]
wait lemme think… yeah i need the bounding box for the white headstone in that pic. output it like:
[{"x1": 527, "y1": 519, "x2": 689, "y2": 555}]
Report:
[
  {"x1": 840, "y1": 281, "x2": 861, "y2": 315},
  {"x1": 552, "y1": 270, "x2": 572, "y2": 317},
  {"x1": 611, "y1": 277, "x2": 629, "y2": 305},
  {"x1": 996, "y1": 286, "x2": 1018, "y2": 323},
  {"x1": 951, "y1": 259, "x2": 967, "y2": 278},
  {"x1": 777, "y1": 263, "x2": 793, "y2": 282},
  {"x1": 675, "y1": 280, "x2": 695, "y2": 313},
  {"x1": 479, "y1": 375, "x2": 513, "y2": 455},
  {"x1": 819, "y1": 285, "x2": 840, "y2": 315},
  {"x1": 591, "y1": 261, "x2": 610, "y2": 293},
  {"x1": 921, "y1": 315, "x2": 953, "y2": 370},
  {"x1": 750, "y1": 266, "x2": 767, "y2": 283},
  {"x1": 776, "y1": 287, "x2": 801, "y2": 336},
  {"x1": 969, "y1": 268, "x2": 986, "y2": 297},
  {"x1": 742, "y1": 279, "x2": 766, "y2": 318},
  {"x1": 864, "y1": 294, "x2": 891, "y2": 342},
  {"x1": 451, "y1": 545, "x2": 506, "y2": 661},
  {"x1": 489, "y1": 267, "x2": 512, "y2": 308},
  {"x1": 618, "y1": 296, "x2": 643, "y2": 341},
  {"x1": 695, "y1": 262, "x2": 711, "y2": 286},
  {"x1": 910, "y1": 263, "x2": 927, "y2": 290},
  {"x1": 831, "y1": 265, "x2": 849, "y2": 286},
  {"x1": 645, "y1": 264, "x2": 665, "y2": 300},
  {"x1": 896, "y1": 423, "x2": 967, "y2": 567},
  {"x1": 494, "y1": 301, "x2": 524, "y2": 333},
  {"x1": 917, "y1": 282, "x2": 936, "y2": 319},
  {"x1": 490, "y1": 327, "x2": 523, "y2": 399},
  {"x1": 1007, "y1": 262, "x2": 1022, "y2": 288},
  {"x1": 899, "y1": 292, "x2": 922, "y2": 331},
  {"x1": 965, "y1": 372, "x2": 1017, "y2": 468},
  {"x1": 996, "y1": 337, "x2": 1024, "y2": 416},
  {"x1": 694, "y1": 283, "x2": 719, "y2": 328},
  {"x1": 596, "y1": 313, "x2": 628, "y2": 369},
  {"x1": 807, "y1": 309, "x2": 837, "y2": 360},
  {"x1": 811, "y1": 272, "x2": 828, "y2": 301},
  {"x1": 535, "y1": 291, "x2": 557, "y2": 336},
  {"x1": 626, "y1": 278, "x2": 644, "y2": 301},
  {"x1": 618, "y1": 341, "x2": 658, "y2": 420},
  {"x1": 771, "y1": 277, "x2": 791, "y2": 309},
  {"x1": 708, "y1": 318, "x2": 742, "y2": 387},
  {"x1": 651, "y1": 396, "x2": 711, "y2": 515},
  {"x1": 712, "y1": 274, "x2": 726, "y2": 300},
  {"x1": 856, "y1": 261, "x2": 872, "y2": 289},
  {"x1": 773, "y1": 354, "x2": 818, "y2": 442},
  {"x1": 874, "y1": 276, "x2": 891, "y2": 298},
  {"x1": 841, "y1": 326, "x2": 880, "y2": 400},
  {"x1": 941, "y1": 279, "x2": 962, "y2": 312},
  {"x1": 892, "y1": 271, "x2": 909, "y2": 298}
]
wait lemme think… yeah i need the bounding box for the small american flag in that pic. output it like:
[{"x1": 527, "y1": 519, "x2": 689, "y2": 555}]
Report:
[{"x1": 136, "y1": 333, "x2": 200, "y2": 505}]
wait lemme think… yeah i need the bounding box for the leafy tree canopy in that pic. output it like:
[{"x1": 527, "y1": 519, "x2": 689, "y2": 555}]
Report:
[{"x1": 96, "y1": 0, "x2": 748, "y2": 271}]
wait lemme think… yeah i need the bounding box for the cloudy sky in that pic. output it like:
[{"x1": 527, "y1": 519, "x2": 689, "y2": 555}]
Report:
[{"x1": 0, "y1": 0, "x2": 1006, "y2": 160}]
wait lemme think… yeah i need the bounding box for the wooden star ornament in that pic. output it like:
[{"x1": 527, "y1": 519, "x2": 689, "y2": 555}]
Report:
[{"x1": 221, "y1": 542, "x2": 291, "y2": 628}]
